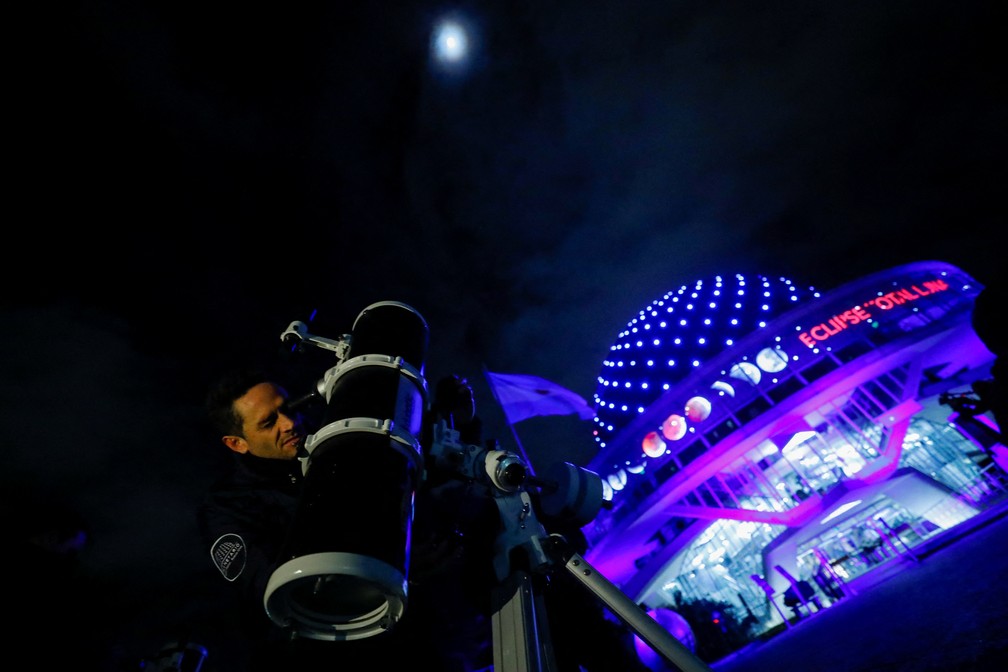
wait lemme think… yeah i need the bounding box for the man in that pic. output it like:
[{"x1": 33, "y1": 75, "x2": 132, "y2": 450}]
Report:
[
  {"x1": 198, "y1": 367, "x2": 479, "y2": 671},
  {"x1": 199, "y1": 369, "x2": 307, "y2": 642}
]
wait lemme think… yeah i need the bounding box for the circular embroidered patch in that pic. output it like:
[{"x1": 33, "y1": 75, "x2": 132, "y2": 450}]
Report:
[{"x1": 210, "y1": 533, "x2": 246, "y2": 581}]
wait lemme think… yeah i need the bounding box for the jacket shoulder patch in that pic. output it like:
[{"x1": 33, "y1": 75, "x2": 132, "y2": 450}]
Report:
[{"x1": 210, "y1": 533, "x2": 246, "y2": 581}]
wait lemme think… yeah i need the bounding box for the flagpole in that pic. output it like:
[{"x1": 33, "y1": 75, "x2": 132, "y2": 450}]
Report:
[{"x1": 481, "y1": 363, "x2": 537, "y2": 476}]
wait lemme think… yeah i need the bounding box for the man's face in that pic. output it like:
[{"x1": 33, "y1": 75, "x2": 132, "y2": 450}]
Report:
[{"x1": 231, "y1": 382, "x2": 304, "y2": 460}]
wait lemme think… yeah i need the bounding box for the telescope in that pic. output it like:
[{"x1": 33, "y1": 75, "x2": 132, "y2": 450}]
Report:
[
  {"x1": 263, "y1": 301, "x2": 429, "y2": 641},
  {"x1": 262, "y1": 301, "x2": 714, "y2": 672}
]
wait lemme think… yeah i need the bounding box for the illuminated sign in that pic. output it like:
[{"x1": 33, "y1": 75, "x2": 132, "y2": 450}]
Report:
[{"x1": 797, "y1": 277, "x2": 951, "y2": 348}]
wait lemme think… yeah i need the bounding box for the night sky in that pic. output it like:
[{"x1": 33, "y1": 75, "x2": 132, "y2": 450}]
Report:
[{"x1": 4, "y1": 2, "x2": 1004, "y2": 668}]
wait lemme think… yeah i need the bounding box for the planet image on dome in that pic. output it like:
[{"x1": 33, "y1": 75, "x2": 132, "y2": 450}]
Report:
[
  {"x1": 660, "y1": 414, "x2": 687, "y2": 442},
  {"x1": 643, "y1": 431, "x2": 668, "y2": 457},
  {"x1": 756, "y1": 346, "x2": 789, "y2": 372},
  {"x1": 729, "y1": 361, "x2": 762, "y2": 385},
  {"x1": 711, "y1": 380, "x2": 736, "y2": 397},
  {"x1": 684, "y1": 396, "x2": 712, "y2": 422},
  {"x1": 626, "y1": 461, "x2": 646, "y2": 474}
]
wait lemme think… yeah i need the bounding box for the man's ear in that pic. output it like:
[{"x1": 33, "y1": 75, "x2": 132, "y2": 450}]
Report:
[{"x1": 222, "y1": 435, "x2": 248, "y2": 454}]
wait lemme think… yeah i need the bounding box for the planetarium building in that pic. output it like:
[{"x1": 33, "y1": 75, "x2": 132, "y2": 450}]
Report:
[{"x1": 582, "y1": 260, "x2": 1004, "y2": 639}]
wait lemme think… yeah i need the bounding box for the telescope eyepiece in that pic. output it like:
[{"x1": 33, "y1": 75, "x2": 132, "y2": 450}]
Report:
[
  {"x1": 501, "y1": 461, "x2": 527, "y2": 488},
  {"x1": 487, "y1": 451, "x2": 527, "y2": 492}
]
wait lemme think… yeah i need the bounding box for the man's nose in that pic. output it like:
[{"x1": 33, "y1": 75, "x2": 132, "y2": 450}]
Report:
[{"x1": 279, "y1": 410, "x2": 299, "y2": 431}]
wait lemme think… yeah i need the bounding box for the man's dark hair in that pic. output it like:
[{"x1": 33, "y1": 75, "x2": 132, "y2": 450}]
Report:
[{"x1": 205, "y1": 367, "x2": 273, "y2": 437}]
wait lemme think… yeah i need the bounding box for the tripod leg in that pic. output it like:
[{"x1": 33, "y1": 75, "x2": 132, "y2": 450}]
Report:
[
  {"x1": 490, "y1": 570, "x2": 557, "y2": 672},
  {"x1": 564, "y1": 553, "x2": 715, "y2": 672}
]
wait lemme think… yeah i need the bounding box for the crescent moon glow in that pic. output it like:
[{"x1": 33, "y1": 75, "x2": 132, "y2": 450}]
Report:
[{"x1": 711, "y1": 380, "x2": 736, "y2": 397}]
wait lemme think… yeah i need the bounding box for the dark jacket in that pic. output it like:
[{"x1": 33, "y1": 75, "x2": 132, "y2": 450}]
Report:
[
  {"x1": 197, "y1": 452, "x2": 484, "y2": 671},
  {"x1": 199, "y1": 453, "x2": 303, "y2": 612}
]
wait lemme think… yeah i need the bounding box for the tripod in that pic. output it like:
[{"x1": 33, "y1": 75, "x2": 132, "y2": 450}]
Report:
[{"x1": 429, "y1": 422, "x2": 714, "y2": 672}]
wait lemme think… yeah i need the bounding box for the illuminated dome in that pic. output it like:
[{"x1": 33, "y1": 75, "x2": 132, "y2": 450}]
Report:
[
  {"x1": 582, "y1": 261, "x2": 995, "y2": 646},
  {"x1": 592, "y1": 273, "x2": 818, "y2": 448}
]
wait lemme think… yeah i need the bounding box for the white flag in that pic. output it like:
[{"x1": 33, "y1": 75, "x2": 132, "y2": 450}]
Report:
[{"x1": 484, "y1": 370, "x2": 596, "y2": 424}]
